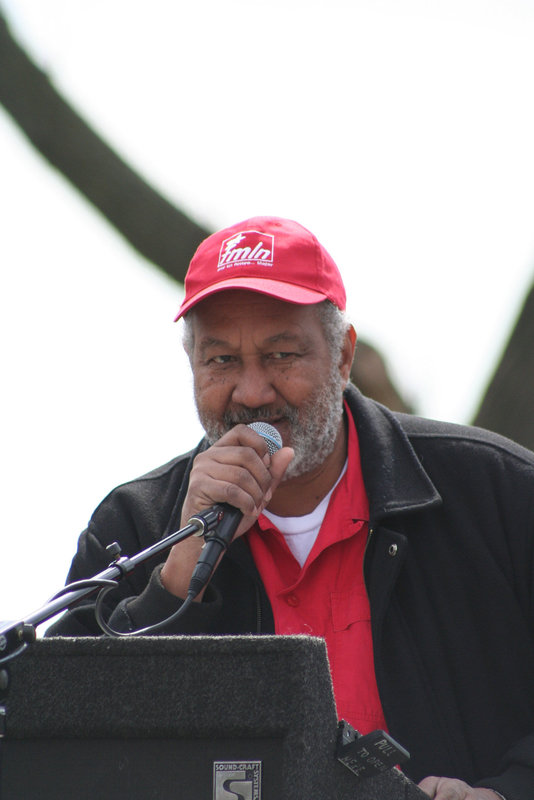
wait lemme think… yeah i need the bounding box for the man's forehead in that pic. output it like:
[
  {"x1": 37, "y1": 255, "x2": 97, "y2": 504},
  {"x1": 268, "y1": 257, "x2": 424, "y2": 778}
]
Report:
[
  {"x1": 189, "y1": 293, "x2": 324, "y2": 348},
  {"x1": 197, "y1": 328, "x2": 311, "y2": 349},
  {"x1": 193, "y1": 290, "x2": 314, "y2": 320}
]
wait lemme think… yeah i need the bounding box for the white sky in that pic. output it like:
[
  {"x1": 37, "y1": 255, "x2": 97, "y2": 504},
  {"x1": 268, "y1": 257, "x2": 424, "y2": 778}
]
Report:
[{"x1": 1, "y1": 0, "x2": 534, "y2": 627}]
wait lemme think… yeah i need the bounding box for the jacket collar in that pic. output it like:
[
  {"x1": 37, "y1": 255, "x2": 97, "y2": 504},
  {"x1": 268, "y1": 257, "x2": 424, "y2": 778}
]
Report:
[{"x1": 344, "y1": 385, "x2": 442, "y2": 522}]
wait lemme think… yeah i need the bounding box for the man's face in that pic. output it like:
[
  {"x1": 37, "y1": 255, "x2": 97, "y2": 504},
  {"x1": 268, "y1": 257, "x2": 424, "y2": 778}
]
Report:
[{"x1": 188, "y1": 290, "x2": 349, "y2": 479}]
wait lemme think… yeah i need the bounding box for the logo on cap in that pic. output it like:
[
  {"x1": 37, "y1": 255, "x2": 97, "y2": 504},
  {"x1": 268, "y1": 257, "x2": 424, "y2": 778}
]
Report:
[{"x1": 218, "y1": 230, "x2": 274, "y2": 272}]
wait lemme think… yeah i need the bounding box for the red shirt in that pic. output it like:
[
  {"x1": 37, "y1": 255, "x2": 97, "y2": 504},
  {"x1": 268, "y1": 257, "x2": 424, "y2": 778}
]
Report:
[{"x1": 247, "y1": 406, "x2": 387, "y2": 734}]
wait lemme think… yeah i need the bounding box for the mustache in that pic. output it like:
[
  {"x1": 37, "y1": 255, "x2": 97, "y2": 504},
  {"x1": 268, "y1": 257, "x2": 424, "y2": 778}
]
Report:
[{"x1": 222, "y1": 405, "x2": 298, "y2": 429}]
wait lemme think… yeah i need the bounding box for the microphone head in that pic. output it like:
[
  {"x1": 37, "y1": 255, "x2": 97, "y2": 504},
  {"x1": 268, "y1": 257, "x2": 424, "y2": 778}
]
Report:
[{"x1": 247, "y1": 421, "x2": 283, "y2": 455}]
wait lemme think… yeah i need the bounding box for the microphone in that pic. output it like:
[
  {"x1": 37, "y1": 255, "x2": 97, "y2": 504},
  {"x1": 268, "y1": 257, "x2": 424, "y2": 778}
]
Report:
[{"x1": 187, "y1": 422, "x2": 282, "y2": 599}]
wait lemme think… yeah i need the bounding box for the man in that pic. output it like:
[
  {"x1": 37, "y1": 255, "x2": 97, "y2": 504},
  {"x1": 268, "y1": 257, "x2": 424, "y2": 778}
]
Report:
[{"x1": 50, "y1": 217, "x2": 534, "y2": 800}]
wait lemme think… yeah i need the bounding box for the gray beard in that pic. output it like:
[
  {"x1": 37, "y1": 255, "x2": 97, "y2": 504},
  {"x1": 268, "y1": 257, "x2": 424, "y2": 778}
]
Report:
[{"x1": 195, "y1": 363, "x2": 345, "y2": 480}]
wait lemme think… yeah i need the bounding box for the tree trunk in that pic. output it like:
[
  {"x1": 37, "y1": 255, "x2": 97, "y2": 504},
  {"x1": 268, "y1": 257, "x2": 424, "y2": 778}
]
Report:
[{"x1": 472, "y1": 281, "x2": 534, "y2": 451}]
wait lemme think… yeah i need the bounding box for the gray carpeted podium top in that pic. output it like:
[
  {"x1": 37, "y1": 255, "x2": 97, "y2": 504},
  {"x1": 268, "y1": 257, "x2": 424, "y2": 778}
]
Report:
[{"x1": 2, "y1": 635, "x2": 426, "y2": 800}]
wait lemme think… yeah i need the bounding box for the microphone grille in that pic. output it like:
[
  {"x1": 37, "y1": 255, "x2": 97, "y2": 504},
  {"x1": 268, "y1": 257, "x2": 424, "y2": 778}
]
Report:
[{"x1": 248, "y1": 421, "x2": 283, "y2": 455}]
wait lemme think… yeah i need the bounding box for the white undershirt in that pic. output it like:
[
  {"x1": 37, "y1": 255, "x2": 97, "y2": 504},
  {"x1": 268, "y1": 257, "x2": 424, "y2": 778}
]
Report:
[{"x1": 262, "y1": 460, "x2": 348, "y2": 567}]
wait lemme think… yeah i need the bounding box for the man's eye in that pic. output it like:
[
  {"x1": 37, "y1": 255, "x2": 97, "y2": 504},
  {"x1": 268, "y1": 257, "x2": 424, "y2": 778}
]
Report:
[
  {"x1": 210, "y1": 355, "x2": 234, "y2": 364},
  {"x1": 269, "y1": 352, "x2": 294, "y2": 360}
]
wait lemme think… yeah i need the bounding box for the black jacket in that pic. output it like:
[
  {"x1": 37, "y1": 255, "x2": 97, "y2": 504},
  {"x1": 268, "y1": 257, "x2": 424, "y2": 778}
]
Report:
[{"x1": 50, "y1": 386, "x2": 534, "y2": 799}]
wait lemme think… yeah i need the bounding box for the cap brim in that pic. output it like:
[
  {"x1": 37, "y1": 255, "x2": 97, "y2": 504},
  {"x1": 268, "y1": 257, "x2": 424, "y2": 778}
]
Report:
[{"x1": 174, "y1": 277, "x2": 328, "y2": 320}]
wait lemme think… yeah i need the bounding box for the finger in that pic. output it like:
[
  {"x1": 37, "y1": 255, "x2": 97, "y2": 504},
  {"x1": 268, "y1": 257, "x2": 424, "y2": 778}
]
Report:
[
  {"x1": 210, "y1": 445, "x2": 295, "y2": 512},
  {"x1": 418, "y1": 776, "x2": 439, "y2": 797},
  {"x1": 213, "y1": 424, "x2": 272, "y2": 459},
  {"x1": 418, "y1": 776, "x2": 474, "y2": 799},
  {"x1": 191, "y1": 450, "x2": 274, "y2": 505},
  {"x1": 209, "y1": 431, "x2": 276, "y2": 487},
  {"x1": 269, "y1": 447, "x2": 295, "y2": 489}
]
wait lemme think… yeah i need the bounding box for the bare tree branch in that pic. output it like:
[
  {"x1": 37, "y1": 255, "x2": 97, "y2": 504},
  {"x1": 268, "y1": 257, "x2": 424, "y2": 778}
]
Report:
[{"x1": 0, "y1": 11, "x2": 210, "y2": 281}]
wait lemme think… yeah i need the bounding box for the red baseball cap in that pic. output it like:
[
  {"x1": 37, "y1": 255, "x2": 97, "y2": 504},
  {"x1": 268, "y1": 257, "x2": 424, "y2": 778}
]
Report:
[{"x1": 175, "y1": 216, "x2": 346, "y2": 320}]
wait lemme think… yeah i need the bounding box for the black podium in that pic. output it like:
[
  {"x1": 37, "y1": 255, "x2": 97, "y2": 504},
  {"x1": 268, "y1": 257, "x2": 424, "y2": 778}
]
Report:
[{"x1": 0, "y1": 635, "x2": 425, "y2": 799}]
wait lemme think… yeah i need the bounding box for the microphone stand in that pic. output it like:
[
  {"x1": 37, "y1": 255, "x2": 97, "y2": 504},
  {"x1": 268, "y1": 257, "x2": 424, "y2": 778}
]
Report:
[
  {"x1": 0, "y1": 506, "x2": 223, "y2": 668},
  {"x1": 0, "y1": 504, "x2": 230, "y2": 779}
]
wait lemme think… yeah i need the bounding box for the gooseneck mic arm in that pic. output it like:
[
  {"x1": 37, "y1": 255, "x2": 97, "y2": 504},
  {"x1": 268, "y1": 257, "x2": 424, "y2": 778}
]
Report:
[
  {"x1": 0, "y1": 506, "x2": 221, "y2": 662},
  {"x1": 0, "y1": 422, "x2": 283, "y2": 656}
]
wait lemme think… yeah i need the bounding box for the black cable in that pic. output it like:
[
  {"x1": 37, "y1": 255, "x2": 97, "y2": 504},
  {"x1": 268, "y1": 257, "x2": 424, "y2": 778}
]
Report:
[{"x1": 94, "y1": 585, "x2": 196, "y2": 637}]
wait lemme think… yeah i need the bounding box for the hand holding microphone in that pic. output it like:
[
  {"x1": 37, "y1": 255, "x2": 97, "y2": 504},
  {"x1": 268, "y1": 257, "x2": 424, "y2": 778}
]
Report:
[
  {"x1": 187, "y1": 422, "x2": 284, "y2": 598},
  {"x1": 160, "y1": 422, "x2": 294, "y2": 600}
]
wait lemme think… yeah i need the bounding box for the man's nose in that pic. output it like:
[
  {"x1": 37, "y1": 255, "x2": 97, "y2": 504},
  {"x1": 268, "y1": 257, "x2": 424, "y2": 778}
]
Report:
[{"x1": 231, "y1": 362, "x2": 277, "y2": 408}]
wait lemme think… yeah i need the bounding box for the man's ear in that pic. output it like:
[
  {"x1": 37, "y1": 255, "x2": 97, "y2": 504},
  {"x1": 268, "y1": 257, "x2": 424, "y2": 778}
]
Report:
[{"x1": 340, "y1": 325, "x2": 357, "y2": 385}]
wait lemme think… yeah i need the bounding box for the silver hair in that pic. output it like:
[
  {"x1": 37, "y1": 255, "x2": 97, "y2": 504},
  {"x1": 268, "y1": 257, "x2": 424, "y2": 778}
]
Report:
[
  {"x1": 182, "y1": 312, "x2": 195, "y2": 358},
  {"x1": 316, "y1": 300, "x2": 351, "y2": 364}
]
